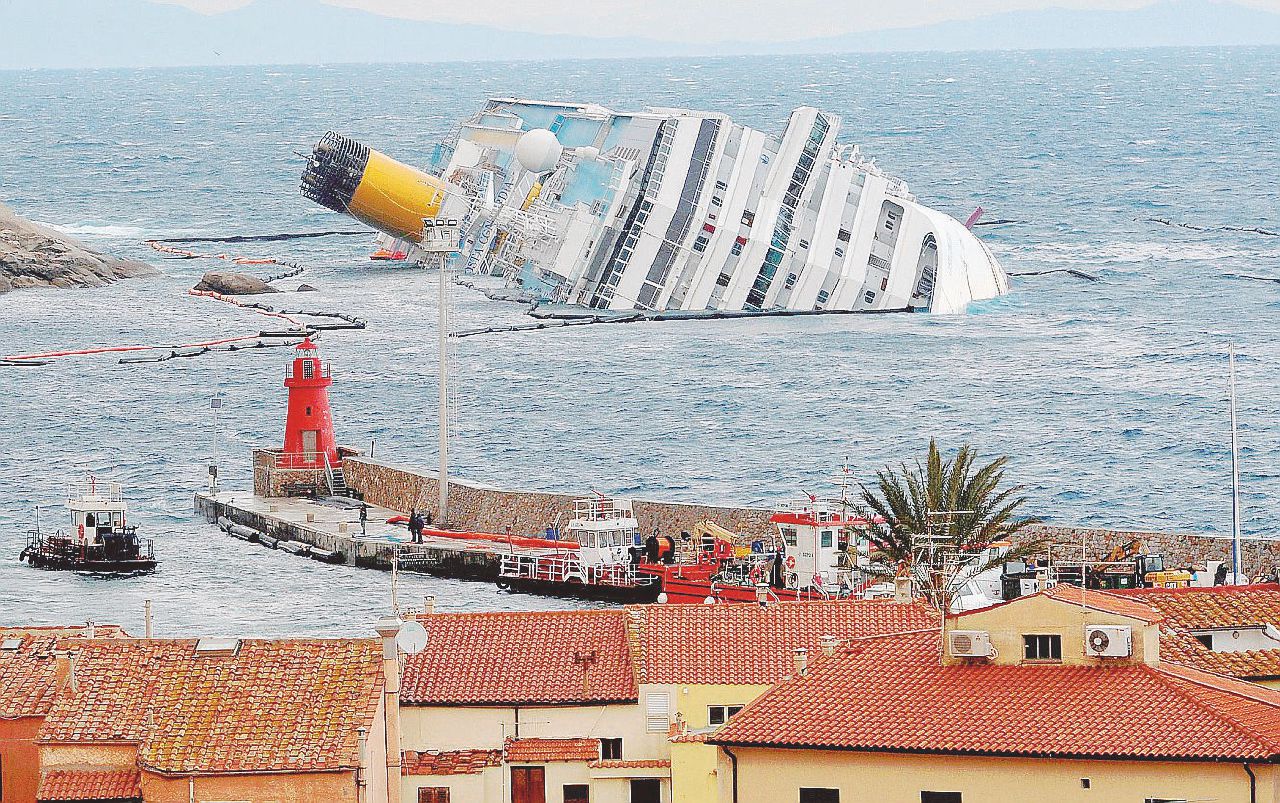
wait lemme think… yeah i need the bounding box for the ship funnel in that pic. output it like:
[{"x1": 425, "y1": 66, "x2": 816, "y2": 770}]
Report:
[{"x1": 300, "y1": 131, "x2": 448, "y2": 244}]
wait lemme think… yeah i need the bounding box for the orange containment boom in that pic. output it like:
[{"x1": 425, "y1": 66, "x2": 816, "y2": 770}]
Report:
[{"x1": 300, "y1": 131, "x2": 446, "y2": 244}]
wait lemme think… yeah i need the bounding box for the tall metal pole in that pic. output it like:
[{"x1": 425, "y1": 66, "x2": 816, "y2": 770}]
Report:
[
  {"x1": 1229, "y1": 344, "x2": 1242, "y2": 583},
  {"x1": 438, "y1": 255, "x2": 449, "y2": 526}
]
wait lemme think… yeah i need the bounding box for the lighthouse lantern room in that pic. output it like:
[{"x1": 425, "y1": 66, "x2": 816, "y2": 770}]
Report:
[{"x1": 282, "y1": 338, "x2": 338, "y2": 468}]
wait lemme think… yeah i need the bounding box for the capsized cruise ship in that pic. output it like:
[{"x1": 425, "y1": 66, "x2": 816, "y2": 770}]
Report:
[{"x1": 301, "y1": 98, "x2": 1009, "y2": 314}]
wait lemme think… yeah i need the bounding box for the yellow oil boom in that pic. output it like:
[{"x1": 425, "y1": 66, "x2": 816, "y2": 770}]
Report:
[{"x1": 300, "y1": 132, "x2": 447, "y2": 244}]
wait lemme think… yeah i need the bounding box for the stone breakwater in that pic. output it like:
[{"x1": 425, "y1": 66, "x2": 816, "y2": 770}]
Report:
[
  {"x1": 0, "y1": 203, "x2": 156, "y2": 293},
  {"x1": 339, "y1": 456, "x2": 1280, "y2": 576}
]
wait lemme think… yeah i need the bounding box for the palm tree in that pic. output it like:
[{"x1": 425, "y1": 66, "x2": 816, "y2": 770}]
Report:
[{"x1": 854, "y1": 439, "x2": 1042, "y2": 608}]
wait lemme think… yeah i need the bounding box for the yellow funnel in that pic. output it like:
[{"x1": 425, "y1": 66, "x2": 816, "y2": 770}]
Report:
[{"x1": 301, "y1": 132, "x2": 447, "y2": 244}]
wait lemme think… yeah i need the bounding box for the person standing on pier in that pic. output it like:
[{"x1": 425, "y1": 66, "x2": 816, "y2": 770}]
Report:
[{"x1": 408, "y1": 509, "x2": 424, "y2": 544}]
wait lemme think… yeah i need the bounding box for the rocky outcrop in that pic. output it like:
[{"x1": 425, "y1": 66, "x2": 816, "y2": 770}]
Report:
[
  {"x1": 0, "y1": 203, "x2": 157, "y2": 294},
  {"x1": 193, "y1": 270, "x2": 279, "y2": 295}
]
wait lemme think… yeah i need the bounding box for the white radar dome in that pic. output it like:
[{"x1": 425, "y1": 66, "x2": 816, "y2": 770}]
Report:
[{"x1": 516, "y1": 128, "x2": 563, "y2": 173}]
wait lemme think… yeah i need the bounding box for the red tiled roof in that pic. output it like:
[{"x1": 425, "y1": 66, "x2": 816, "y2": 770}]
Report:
[
  {"x1": 402, "y1": 610, "x2": 637, "y2": 705},
  {"x1": 39, "y1": 638, "x2": 382, "y2": 774},
  {"x1": 712, "y1": 630, "x2": 1280, "y2": 760},
  {"x1": 403, "y1": 749, "x2": 502, "y2": 776},
  {"x1": 1038, "y1": 584, "x2": 1164, "y2": 623},
  {"x1": 628, "y1": 600, "x2": 938, "y2": 684},
  {"x1": 0, "y1": 626, "x2": 126, "y2": 719},
  {"x1": 1115, "y1": 585, "x2": 1280, "y2": 678},
  {"x1": 669, "y1": 731, "x2": 711, "y2": 743},
  {"x1": 588, "y1": 759, "x2": 672, "y2": 769},
  {"x1": 37, "y1": 768, "x2": 140, "y2": 801},
  {"x1": 506, "y1": 737, "x2": 600, "y2": 763}
]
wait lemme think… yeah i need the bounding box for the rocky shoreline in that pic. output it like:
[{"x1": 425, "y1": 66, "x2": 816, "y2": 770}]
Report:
[{"x1": 0, "y1": 202, "x2": 157, "y2": 294}]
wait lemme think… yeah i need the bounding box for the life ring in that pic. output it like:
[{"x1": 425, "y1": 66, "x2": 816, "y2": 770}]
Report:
[
  {"x1": 785, "y1": 555, "x2": 796, "y2": 569},
  {"x1": 749, "y1": 565, "x2": 764, "y2": 583}
]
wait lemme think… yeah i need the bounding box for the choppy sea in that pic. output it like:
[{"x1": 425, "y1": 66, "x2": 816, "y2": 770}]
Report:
[{"x1": 1, "y1": 49, "x2": 1278, "y2": 636}]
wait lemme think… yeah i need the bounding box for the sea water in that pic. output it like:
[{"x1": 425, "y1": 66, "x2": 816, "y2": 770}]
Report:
[{"x1": 1, "y1": 49, "x2": 1278, "y2": 635}]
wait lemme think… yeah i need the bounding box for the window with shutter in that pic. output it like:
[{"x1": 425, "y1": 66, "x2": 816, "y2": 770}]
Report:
[{"x1": 645, "y1": 692, "x2": 670, "y2": 732}]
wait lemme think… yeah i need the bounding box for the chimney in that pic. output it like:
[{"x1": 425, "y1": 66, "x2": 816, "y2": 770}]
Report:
[
  {"x1": 423, "y1": 595, "x2": 435, "y2": 615},
  {"x1": 819, "y1": 635, "x2": 840, "y2": 657},
  {"x1": 894, "y1": 575, "x2": 913, "y2": 603},
  {"x1": 373, "y1": 616, "x2": 403, "y2": 803},
  {"x1": 793, "y1": 647, "x2": 809, "y2": 677},
  {"x1": 85, "y1": 619, "x2": 95, "y2": 639},
  {"x1": 54, "y1": 650, "x2": 72, "y2": 690},
  {"x1": 356, "y1": 727, "x2": 368, "y2": 799}
]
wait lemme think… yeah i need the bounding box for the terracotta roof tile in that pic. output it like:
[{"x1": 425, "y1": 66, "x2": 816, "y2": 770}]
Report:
[
  {"x1": 627, "y1": 599, "x2": 938, "y2": 684},
  {"x1": 403, "y1": 749, "x2": 502, "y2": 776},
  {"x1": 39, "y1": 638, "x2": 382, "y2": 774},
  {"x1": 505, "y1": 737, "x2": 600, "y2": 763},
  {"x1": 1039, "y1": 584, "x2": 1164, "y2": 622},
  {"x1": 37, "y1": 768, "x2": 140, "y2": 801},
  {"x1": 402, "y1": 610, "x2": 637, "y2": 705},
  {"x1": 0, "y1": 626, "x2": 126, "y2": 719},
  {"x1": 712, "y1": 630, "x2": 1280, "y2": 760},
  {"x1": 1115, "y1": 585, "x2": 1280, "y2": 678}
]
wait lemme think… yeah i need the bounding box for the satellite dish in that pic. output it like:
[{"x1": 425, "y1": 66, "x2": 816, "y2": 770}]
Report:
[
  {"x1": 703, "y1": 596, "x2": 716, "y2": 605},
  {"x1": 515, "y1": 128, "x2": 563, "y2": 173},
  {"x1": 656, "y1": 592, "x2": 669, "y2": 605},
  {"x1": 396, "y1": 620, "x2": 428, "y2": 655}
]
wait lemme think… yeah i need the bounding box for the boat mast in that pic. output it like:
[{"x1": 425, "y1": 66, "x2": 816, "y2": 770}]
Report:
[
  {"x1": 438, "y1": 249, "x2": 449, "y2": 526},
  {"x1": 1229, "y1": 344, "x2": 1242, "y2": 583}
]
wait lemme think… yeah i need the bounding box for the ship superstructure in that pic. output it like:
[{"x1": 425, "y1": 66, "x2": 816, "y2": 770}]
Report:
[{"x1": 303, "y1": 98, "x2": 1009, "y2": 314}]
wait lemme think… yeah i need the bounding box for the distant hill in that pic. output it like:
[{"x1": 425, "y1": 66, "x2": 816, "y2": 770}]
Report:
[{"x1": 2, "y1": 0, "x2": 1279, "y2": 69}]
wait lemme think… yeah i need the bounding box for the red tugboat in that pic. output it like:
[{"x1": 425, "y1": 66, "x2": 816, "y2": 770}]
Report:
[
  {"x1": 641, "y1": 500, "x2": 871, "y2": 604},
  {"x1": 496, "y1": 497, "x2": 661, "y2": 602},
  {"x1": 20, "y1": 475, "x2": 156, "y2": 574}
]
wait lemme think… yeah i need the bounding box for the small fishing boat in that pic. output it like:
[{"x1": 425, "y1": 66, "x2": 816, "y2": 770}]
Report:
[{"x1": 20, "y1": 475, "x2": 157, "y2": 574}]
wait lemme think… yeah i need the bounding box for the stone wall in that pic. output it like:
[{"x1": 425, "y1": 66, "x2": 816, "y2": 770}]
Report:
[
  {"x1": 341, "y1": 457, "x2": 774, "y2": 548},
  {"x1": 252, "y1": 449, "x2": 327, "y2": 498},
  {"x1": 1022, "y1": 525, "x2": 1280, "y2": 579}
]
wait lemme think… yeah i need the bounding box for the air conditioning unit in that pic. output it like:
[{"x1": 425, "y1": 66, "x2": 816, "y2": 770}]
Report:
[
  {"x1": 1085, "y1": 625, "x2": 1132, "y2": 657},
  {"x1": 948, "y1": 630, "x2": 992, "y2": 658}
]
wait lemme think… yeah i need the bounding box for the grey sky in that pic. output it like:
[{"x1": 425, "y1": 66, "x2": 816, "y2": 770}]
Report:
[{"x1": 155, "y1": 0, "x2": 1280, "y2": 41}]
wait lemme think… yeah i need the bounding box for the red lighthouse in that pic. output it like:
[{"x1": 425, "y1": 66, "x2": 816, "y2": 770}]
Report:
[{"x1": 283, "y1": 338, "x2": 338, "y2": 468}]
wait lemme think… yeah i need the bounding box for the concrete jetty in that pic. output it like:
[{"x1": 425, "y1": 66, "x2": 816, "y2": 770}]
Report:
[{"x1": 194, "y1": 489, "x2": 545, "y2": 578}]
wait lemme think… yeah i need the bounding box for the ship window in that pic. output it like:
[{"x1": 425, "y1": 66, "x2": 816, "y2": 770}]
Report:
[
  {"x1": 784, "y1": 273, "x2": 797, "y2": 290},
  {"x1": 715, "y1": 180, "x2": 728, "y2": 191},
  {"x1": 837, "y1": 228, "x2": 851, "y2": 242},
  {"x1": 834, "y1": 247, "x2": 845, "y2": 258},
  {"x1": 693, "y1": 236, "x2": 709, "y2": 253},
  {"x1": 781, "y1": 527, "x2": 798, "y2": 547},
  {"x1": 864, "y1": 290, "x2": 876, "y2": 304},
  {"x1": 741, "y1": 211, "x2": 755, "y2": 226},
  {"x1": 881, "y1": 277, "x2": 889, "y2": 291},
  {"x1": 716, "y1": 272, "x2": 732, "y2": 287},
  {"x1": 821, "y1": 530, "x2": 833, "y2": 548},
  {"x1": 730, "y1": 242, "x2": 743, "y2": 256},
  {"x1": 85, "y1": 513, "x2": 96, "y2": 527},
  {"x1": 816, "y1": 290, "x2": 830, "y2": 304},
  {"x1": 711, "y1": 195, "x2": 723, "y2": 207}
]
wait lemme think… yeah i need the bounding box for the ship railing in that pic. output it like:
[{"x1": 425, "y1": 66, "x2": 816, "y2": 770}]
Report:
[
  {"x1": 285, "y1": 361, "x2": 331, "y2": 380},
  {"x1": 500, "y1": 553, "x2": 648, "y2": 588},
  {"x1": 270, "y1": 450, "x2": 333, "y2": 469},
  {"x1": 67, "y1": 480, "x2": 124, "y2": 502}
]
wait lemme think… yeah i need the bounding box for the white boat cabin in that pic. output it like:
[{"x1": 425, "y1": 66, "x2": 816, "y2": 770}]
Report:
[
  {"x1": 770, "y1": 501, "x2": 865, "y2": 590},
  {"x1": 67, "y1": 477, "x2": 127, "y2": 546},
  {"x1": 566, "y1": 497, "x2": 639, "y2": 568}
]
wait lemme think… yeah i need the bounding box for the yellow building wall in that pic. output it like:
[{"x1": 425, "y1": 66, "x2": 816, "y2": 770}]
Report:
[
  {"x1": 404, "y1": 768, "x2": 499, "y2": 803},
  {"x1": 402, "y1": 703, "x2": 666, "y2": 758},
  {"x1": 651, "y1": 683, "x2": 772, "y2": 731},
  {"x1": 144, "y1": 769, "x2": 358, "y2": 803},
  {"x1": 950, "y1": 594, "x2": 1160, "y2": 666},
  {"x1": 671, "y1": 741, "x2": 719, "y2": 803},
  {"x1": 724, "y1": 747, "x2": 1280, "y2": 803}
]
